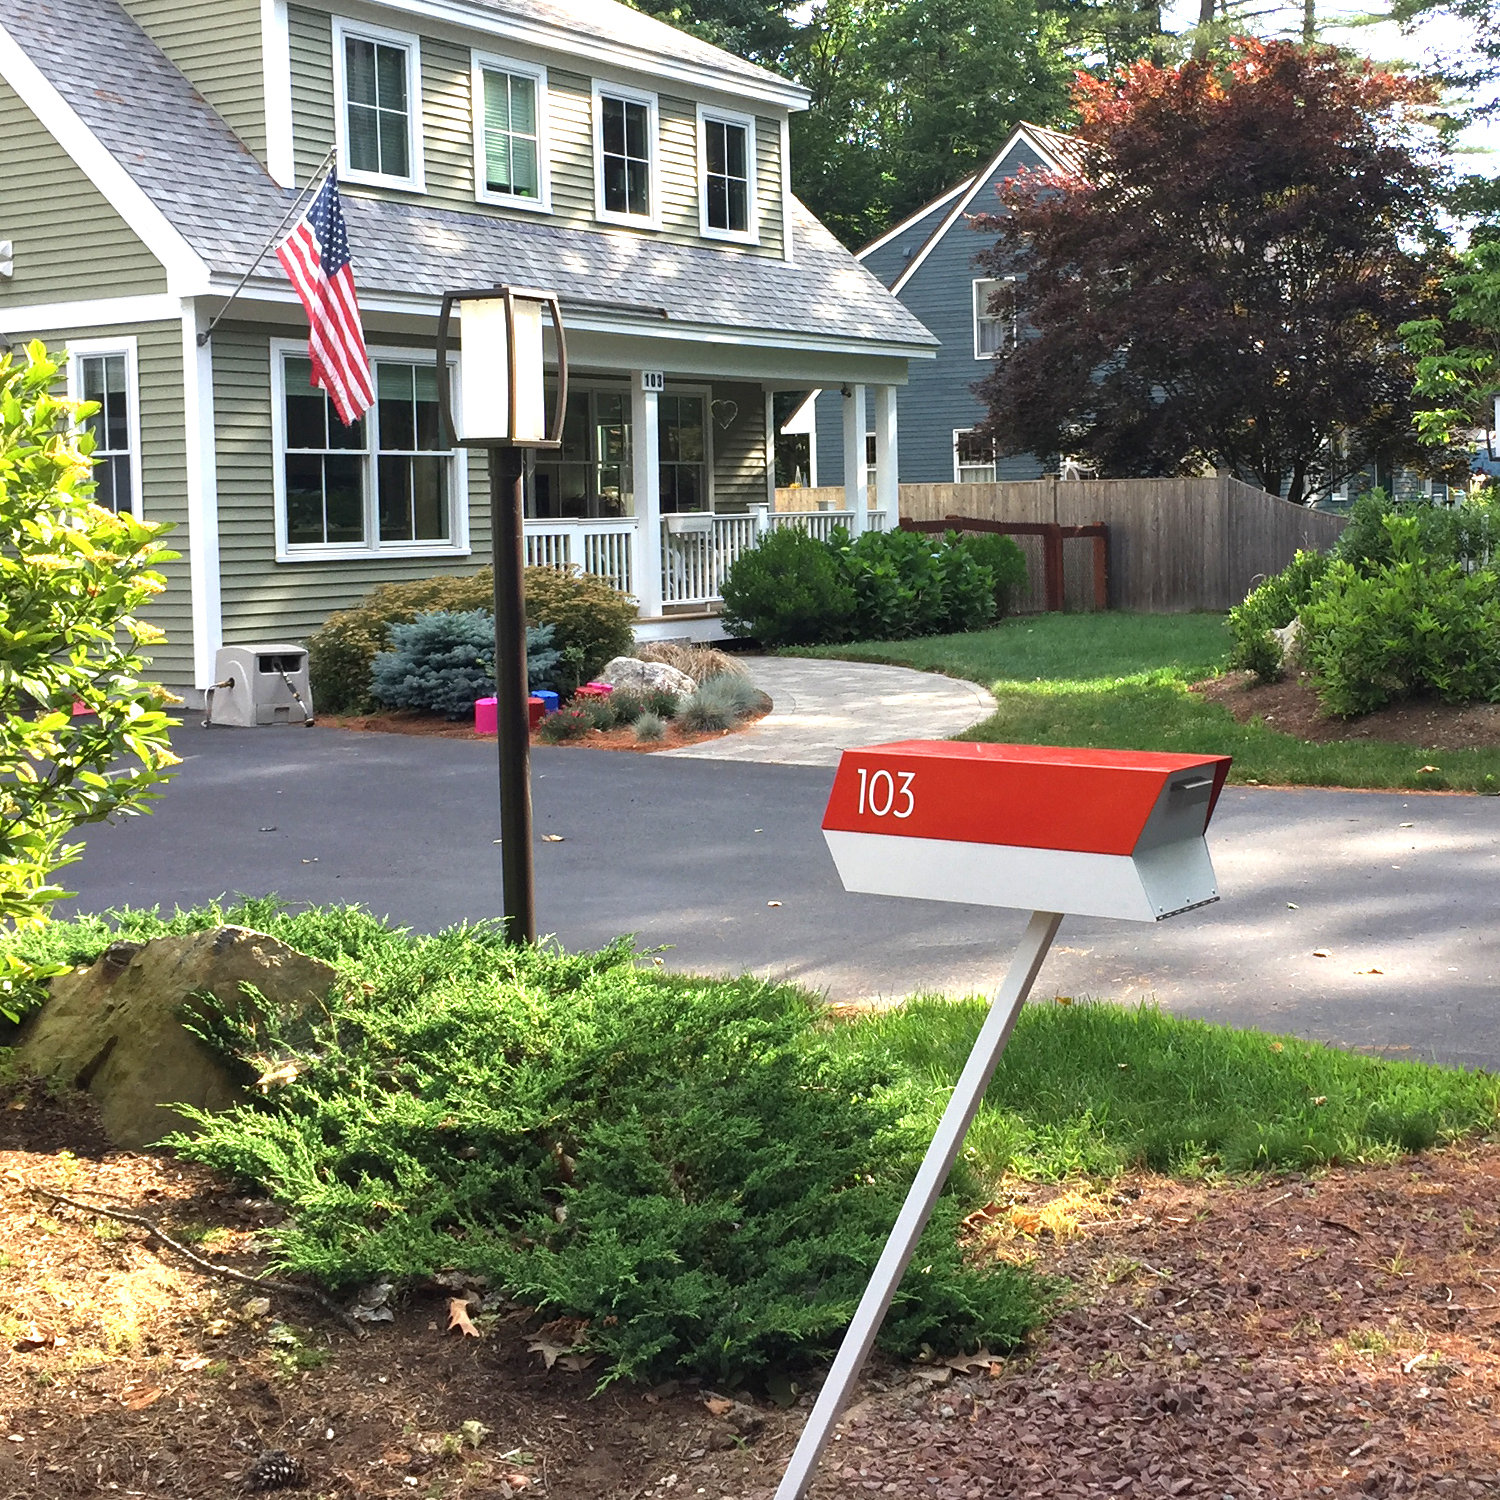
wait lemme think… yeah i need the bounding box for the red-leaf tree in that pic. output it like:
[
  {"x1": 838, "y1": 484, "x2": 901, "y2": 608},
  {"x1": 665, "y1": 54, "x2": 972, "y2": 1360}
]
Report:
[{"x1": 973, "y1": 39, "x2": 1451, "y2": 504}]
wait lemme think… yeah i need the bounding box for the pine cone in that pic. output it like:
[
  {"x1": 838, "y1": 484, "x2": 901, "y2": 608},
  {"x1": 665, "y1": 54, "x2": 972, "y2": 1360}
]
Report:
[{"x1": 243, "y1": 1449, "x2": 306, "y2": 1491}]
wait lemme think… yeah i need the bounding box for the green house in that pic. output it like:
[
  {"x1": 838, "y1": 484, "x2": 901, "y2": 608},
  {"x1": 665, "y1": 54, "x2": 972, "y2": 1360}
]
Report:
[{"x1": 0, "y1": 0, "x2": 934, "y2": 696}]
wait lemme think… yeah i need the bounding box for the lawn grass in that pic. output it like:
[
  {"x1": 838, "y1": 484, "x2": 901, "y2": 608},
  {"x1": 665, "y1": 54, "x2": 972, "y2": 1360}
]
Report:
[{"x1": 792, "y1": 612, "x2": 1500, "y2": 792}]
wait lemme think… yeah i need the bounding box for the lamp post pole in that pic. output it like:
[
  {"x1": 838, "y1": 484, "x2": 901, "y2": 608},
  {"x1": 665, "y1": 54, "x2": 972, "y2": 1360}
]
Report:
[{"x1": 491, "y1": 445, "x2": 535, "y2": 944}]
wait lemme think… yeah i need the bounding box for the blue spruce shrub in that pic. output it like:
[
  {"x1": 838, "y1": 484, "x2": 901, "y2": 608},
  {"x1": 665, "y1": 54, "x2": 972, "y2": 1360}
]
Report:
[{"x1": 370, "y1": 611, "x2": 560, "y2": 718}]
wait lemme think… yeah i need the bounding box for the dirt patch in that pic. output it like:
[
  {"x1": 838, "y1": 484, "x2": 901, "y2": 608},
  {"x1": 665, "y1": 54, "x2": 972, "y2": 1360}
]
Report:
[
  {"x1": 1194, "y1": 670, "x2": 1500, "y2": 752},
  {"x1": 316, "y1": 695, "x2": 772, "y2": 754},
  {"x1": 7, "y1": 1068, "x2": 1500, "y2": 1498}
]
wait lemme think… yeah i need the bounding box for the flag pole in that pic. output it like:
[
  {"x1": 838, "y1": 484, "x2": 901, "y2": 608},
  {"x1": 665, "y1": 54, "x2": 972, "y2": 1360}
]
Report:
[{"x1": 197, "y1": 146, "x2": 338, "y2": 347}]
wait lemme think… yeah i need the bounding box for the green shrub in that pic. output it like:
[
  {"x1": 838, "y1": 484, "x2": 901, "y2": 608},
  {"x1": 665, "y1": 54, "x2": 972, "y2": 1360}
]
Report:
[
  {"x1": 522, "y1": 566, "x2": 637, "y2": 695},
  {"x1": 578, "y1": 696, "x2": 618, "y2": 732},
  {"x1": 1335, "y1": 489, "x2": 1500, "y2": 573},
  {"x1": 720, "y1": 524, "x2": 857, "y2": 646},
  {"x1": 633, "y1": 711, "x2": 667, "y2": 743},
  {"x1": 607, "y1": 688, "x2": 646, "y2": 723},
  {"x1": 954, "y1": 531, "x2": 1028, "y2": 618},
  {"x1": 369, "y1": 614, "x2": 559, "y2": 718},
  {"x1": 1301, "y1": 517, "x2": 1500, "y2": 715},
  {"x1": 1227, "y1": 549, "x2": 1331, "y2": 674},
  {"x1": 643, "y1": 687, "x2": 682, "y2": 719},
  {"x1": 536, "y1": 706, "x2": 591, "y2": 742},
  {"x1": 156, "y1": 921, "x2": 1047, "y2": 1386}
]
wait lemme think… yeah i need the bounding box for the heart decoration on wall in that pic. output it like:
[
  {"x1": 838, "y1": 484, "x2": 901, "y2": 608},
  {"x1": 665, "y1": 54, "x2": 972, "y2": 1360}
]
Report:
[{"x1": 711, "y1": 399, "x2": 739, "y2": 430}]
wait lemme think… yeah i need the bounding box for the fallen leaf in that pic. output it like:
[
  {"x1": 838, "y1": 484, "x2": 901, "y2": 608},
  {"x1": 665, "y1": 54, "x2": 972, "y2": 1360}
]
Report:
[
  {"x1": 1312, "y1": 949, "x2": 1330, "y2": 958},
  {"x1": 461, "y1": 1420, "x2": 489, "y2": 1449},
  {"x1": 943, "y1": 1348, "x2": 1000, "y2": 1372},
  {"x1": 766, "y1": 900, "x2": 782, "y2": 907},
  {"x1": 16, "y1": 1324, "x2": 57, "y2": 1350},
  {"x1": 124, "y1": 1387, "x2": 164, "y2": 1410},
  {"x1": 240, "y1": 1297, "x2": 272, "y2": 1320},
  {"x1": 447, "y1": 1298, "x2": 481, "y2": 1338},
  {"x1": 1354, "y1": 967, "x2": 1384, "y2": 975},
  {"x1": 1418, "y1": 766, "x2": 1440, "y2": 774},
  {"x1": 541, "y1": 834, "x2": 565, "y2": 842},
  {"x1": 255, "y1": 1061, "x2": 301, "y2": 1092},
  {"x1": 178, "y1": 1354, "x2": 211, "y2": 1372},
  {"x1": 704, "y1": 1397, "x2": 735, "y2": 1417},
  {"x1": 556, "y1": 1352, "x2": 596, "y2": 1372},
  {"x1": 1399, "y1": 822, "x2": 1415, "y2": 828},
  {"x1": 381, "y1": 1448, "x2": 412, "y2": 1465},
  {"x1": 502, "y1": 1473, "x2": 533, "y2": 1492},
  {"x1": 528, "y1": 1337, "x2": 569, "y2": 1369}
]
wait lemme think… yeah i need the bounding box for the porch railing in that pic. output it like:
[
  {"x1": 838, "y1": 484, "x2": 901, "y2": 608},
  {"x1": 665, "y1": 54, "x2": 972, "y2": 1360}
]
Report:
[{"x1": 522, "y1": 506, "x2": 890, "y2": 613}]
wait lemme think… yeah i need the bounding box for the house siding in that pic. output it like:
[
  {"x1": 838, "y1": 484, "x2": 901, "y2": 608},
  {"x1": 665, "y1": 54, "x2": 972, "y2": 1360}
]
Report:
[
  {"x1": 0, "y1": 79, "x2": 167, "y2": 302},
  {"x1": 287, "y1": 5, "x2": 784, "y2": 255},
  {"x1": 212, "y1": 325, "x2": 493, "y2": 647},
  {"x1": 0, "y1": 316, "x2": 196, "y2": 686},
  {"x1": 814, "y1": 142, "x2": 1050, "y2": 487},
  {"x1": 117, "y1": 0, "x2": 268, "y2": 162},
  {"x1": 710, "y1": 382, "x2": 767, "y2": 511}
]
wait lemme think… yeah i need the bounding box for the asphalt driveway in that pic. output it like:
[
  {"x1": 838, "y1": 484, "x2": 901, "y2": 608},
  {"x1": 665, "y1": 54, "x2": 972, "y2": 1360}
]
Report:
[{"x1": 57, "y1": 723, "x2": 1500, "y2": 1071}]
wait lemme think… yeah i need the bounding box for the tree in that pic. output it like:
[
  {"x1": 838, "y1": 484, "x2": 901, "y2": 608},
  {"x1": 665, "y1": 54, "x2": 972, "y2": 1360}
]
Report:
[
  {"x1": 973, "y1": 39, "x2": 1450, "y2": 503},
  {"x1": 0, "y1": 342, "x2": 178, "y2": 1016}
]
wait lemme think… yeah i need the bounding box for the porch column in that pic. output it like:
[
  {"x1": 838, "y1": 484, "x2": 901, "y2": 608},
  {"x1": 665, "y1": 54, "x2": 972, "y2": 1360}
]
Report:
[
  {"x1": 874, "y1": 385, "x2": 899, "y2": 530},
  {"x1": 842, "y1": 383, "x2": 867, "y2": 535},
  {"x1": 632, "y1": 370, "x2": 663, "y2": 618}
]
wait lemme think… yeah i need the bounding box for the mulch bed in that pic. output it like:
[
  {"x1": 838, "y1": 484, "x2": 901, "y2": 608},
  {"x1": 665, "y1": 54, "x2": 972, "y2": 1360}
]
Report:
[
  {"x1": 1194, "y1": 671, "x2": 1500, "y2": 753},
  {"x1": 6, "y1": 1064, "x2": 1500, "y2": 1499}
]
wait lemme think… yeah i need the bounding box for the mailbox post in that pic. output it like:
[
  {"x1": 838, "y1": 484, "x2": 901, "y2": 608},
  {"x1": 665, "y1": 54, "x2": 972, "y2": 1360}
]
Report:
[{"x1": 775, "y1": 741, "x2": 1231, "y2": 1500}]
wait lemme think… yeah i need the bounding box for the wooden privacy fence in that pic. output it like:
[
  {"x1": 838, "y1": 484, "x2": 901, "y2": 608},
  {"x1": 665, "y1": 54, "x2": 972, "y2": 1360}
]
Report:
[
  {"x1": 896, "y1": 476, "x2": 1346, "y2": 613},
  {"x1": 901, "y1": 515, "x2": 1110, "y2": 612}
]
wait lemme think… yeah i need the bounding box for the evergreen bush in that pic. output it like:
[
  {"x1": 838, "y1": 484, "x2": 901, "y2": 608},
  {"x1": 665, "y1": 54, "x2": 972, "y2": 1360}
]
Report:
[
  {"x1": 370, "y1": 613, "x2": 559, "y2": 718},
  {"x1": 1226, "y1": 549, "x2": 1330, "y2": 680},
  {"x1": 955, "y1": 531, "x2": 1029, "y2": 618},
  {"x1": 719, "y1": 524, "x2": 857, "y2": 646}
]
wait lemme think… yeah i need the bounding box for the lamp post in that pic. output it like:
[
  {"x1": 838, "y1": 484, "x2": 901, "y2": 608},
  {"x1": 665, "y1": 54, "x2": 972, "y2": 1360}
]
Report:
[{"x1": 436, "y1": 286, "x2": 568, "y2": 944}]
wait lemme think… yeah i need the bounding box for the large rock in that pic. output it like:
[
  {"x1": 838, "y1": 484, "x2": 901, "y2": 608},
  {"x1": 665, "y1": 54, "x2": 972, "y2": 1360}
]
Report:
[
  {"x1": 598, "y1": 656, "x2": 696, "y2": 697},
  {"x1": 13, "y1": 926, "x2": 337, "y2": 1149}
]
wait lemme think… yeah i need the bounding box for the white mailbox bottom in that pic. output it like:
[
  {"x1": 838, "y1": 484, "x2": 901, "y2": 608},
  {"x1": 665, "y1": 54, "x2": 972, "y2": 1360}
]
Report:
[{"x1": 822, "y1": 830, "x2": 1219, "y2": 923}]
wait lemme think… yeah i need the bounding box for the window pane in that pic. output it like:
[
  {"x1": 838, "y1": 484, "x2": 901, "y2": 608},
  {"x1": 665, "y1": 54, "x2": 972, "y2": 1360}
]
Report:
[
  {"x1": 725, "y1": 122, "x2": 747, "y2": 178},
  {"x1": 104, "y1": 371, "x2": 130, "y2": 450},
  {"x1": 328, "y1": 408, "x2": 367, "y2": 448},
  {"x1": 602, "y1": 96, "x2": 625, "y2": 156},
  {"x1": 624, "y1": 100, "x2": 647, "y2": 159},
  {"x1": 726, "y1": 178, "x2": 748, "y2": 233},
  {"x1": 411, "y1": 457, "x2": 448, "y2": 538},
  {"x1": 81, "y1": 355, "x2": 105, "y2": 406},
  {"x1": 345, "y1": 37, "x2": 377, "y2": 105},
  {"x1": 324, "y1": 455, "x2": 365, "y2": 542},
  {"x1": 626, "y1": 160, "x2": 649, "y2": 216},
  {"x1": 378, "y1": 109, "x2": 410, "y2": 179},
  {"x1": 510, "y1": 75, "x2": 536, "y2": 135},
  {"x1": 378, "y1": 456, "x2": 413, "y2": 540},
  {"x1": 93, "y1": 455, "x2": 119, "y2": 512},
  {"x1": 706, "y1": 120, "x2": 726, "y2": 176},
  {"x1": 509, "y1": 137, "x2": 538, "y2": 197},
  {"x1": 707, "y1": 176, "x2": 728, "y2": 230},
  {"x1": 414, "y1": 365, "x2": 442, "y2": 449},
  {"x1": 375, "y1": 42, "x2": 407, "y2": 112},
  {"x1": 377, "y1": 363, "x2": 416, "y2": 451},
  {"x1": 346, "y1": 103, "x2": 380, "y2": 173},
  {"x1": 285, "y1": 454, "x2": 326, "y2": 543},
  {"x1": 603, "y1": 156, "x2": 628, "y2": 213},
  {"x1": 286, "y1": 360, "x2": 327, "y2": 449}
]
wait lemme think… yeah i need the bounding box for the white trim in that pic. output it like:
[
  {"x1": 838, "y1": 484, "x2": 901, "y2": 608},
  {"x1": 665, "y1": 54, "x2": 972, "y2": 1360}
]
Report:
[
  {"x1": 181, "y1": 303, "x2": 224, "y2": 688},
  {"x1": 326, "y1": 0, "x2": 808, "y2": 111},
  {"x1": 592, "y1": 79, "x2": 661, "y2": 230},
  {"x1": 658, "y1": 381, "x2": 715, "y2": 511},
  {"x1": 696, "y1": 103, "x2": 758, "y2": 245},
  {"x1": 471, "y1": 50, "x2": 551, "y2": 211},
  {"x1": 631, "y1": 374, "x2": 662, "y2": 615},
  {"x1": 764, "y1": 388, "x2": 777, "y2": 508},
  {"x1": 261, "y1": 0, "x2": 295, "y2": 186},
  {"x1": 270, "y1": 337, "x2": 469, "y2": 562},
  {"x1": 856, "y1": 177, "x2": 972, "y2": 262},
  {"x1": 0, "y1": 23, "x2": 210, "y2": 295},
  {"x1": 0, "y1": 293, "x2": 184, "y2": 332},
  {"x1": 972, "y1": 275, "x2": 1016, "y2": 361},
  {"x1": 952, "y1": 427, "x2": 997, "y2": 484},
  {"x1": 331, "y1": 16, "x2": 426, "y2": 192},
  {"x1": 888, "y1": 124, "x2": 1074, "y2": 298},
  {"x1": 64, "y1": 336, "x2": 143, "y2": 520},
  {"x1": 841, "y1": 383, "x2": 866, "y2": 531},
  {"x1": 779, "y1": 114, "x2": 794, "y2": 264}
]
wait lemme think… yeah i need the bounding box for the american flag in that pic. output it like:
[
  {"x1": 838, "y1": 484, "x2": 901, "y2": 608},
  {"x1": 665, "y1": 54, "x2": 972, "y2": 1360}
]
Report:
[{"x1": 275, "y1": 172, "x2": 374, "y2": 426}]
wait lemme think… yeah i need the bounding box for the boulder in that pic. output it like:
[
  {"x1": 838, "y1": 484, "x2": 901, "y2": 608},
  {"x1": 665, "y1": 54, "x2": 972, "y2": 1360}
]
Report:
[
  {"x1": 598, "y1": 656, "x2": 697, "y2": 698},
  {"x1": 13, "y1": 926, "x2": 338, "y2": 1149}
]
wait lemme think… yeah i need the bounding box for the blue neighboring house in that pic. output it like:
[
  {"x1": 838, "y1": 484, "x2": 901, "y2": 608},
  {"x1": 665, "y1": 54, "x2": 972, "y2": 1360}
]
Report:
[{"x1": 795, "y1": 123, "x2": 1085, "y2": 491}]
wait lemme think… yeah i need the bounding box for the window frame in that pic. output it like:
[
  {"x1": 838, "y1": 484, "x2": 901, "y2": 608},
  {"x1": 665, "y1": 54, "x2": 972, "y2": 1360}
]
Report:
[
  {"x1": 656, "y1": 383, "x2": 714, "y2": 514},
  {"x1": 972, "y1": 275, "x2": 1018, "y2": 361},
  {"x1": 953, "y1": 427, "x2": 998, "y2": 484},
  {"x1": 592, "y1": 79, "x2": 661, "y2": 229},
  {"x1": 696, "y1": 103, "x2": 758, "y2": 245},
  {"x1": 270, "y1": 338, "x2": 468, "y2": 563},
  {"x1": 332, "y1": 16, "x2": 425, "y2": 193},
  {"x1": 471, "y1": 50, "x2": 550, "y2": 212},
  {"x1": 66, "y1": 337, "x2": 143, "y2": 519}
]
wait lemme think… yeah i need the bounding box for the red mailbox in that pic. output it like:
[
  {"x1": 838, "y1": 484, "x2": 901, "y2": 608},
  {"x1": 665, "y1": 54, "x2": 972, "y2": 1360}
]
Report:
[
  {"x1": 777, "y1": 740, "x2": 1233, "y2": 1500},
  {"x1": 822, "y1": 741, "x2": 1231, "y2": 922}
]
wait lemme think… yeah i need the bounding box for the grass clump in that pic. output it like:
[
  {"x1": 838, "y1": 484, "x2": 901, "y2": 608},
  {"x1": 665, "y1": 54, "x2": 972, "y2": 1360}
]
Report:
[
  {"x1": 633, "y1": 711, "x2": 667, "y2": 743},
  {"x1": 637, "y1": 642, "x2": 747, "y2": 684},
  {"x1": 831, "y1": 995, "x2": 1500, "y2": 1179},
  {"x1": 680, "y1": 674, "x2": 763, "y2": 733},
  {"x1": 38, "y1": 907, "x2": 1050, "y2": 1388}
]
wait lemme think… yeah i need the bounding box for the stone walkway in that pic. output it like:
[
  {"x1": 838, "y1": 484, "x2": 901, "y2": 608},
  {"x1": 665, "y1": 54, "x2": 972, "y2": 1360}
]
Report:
[{"x1": 661, "y1": 655, "x2": 997, "y2": 767}]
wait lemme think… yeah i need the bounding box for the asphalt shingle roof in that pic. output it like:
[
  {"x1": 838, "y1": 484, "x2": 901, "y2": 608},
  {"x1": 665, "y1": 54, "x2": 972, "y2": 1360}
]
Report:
[{"x1": 4, "y1": 0, "x2": 933, "y2": 351}]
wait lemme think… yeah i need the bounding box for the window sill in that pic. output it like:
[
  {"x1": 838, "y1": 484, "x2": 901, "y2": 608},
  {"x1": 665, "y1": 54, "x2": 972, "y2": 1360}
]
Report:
[
  {"x1": 340, "y1": 168, "x2": 426, "y2": 194},
  {"x1": 595, "y1": 208, "x2": 661, "y2": 231},
  {"x1": 700, "y1": 224, "x2": 760, "y2": 247},
  {"x1": 276, "y1": 543, "x2": 471, "y2": 564},
  {"x1": 475, "y1": 188, "x2": 551, "y2": 212}
]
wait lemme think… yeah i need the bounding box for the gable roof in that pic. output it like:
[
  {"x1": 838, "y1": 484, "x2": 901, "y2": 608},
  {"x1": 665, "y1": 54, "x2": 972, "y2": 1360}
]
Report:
[
  {"x1": 0, "y1": 0, "x2": 932, "y2": 354},
  {"x1": 875, "y1": 122, "x2": 1083, "y2": 295}
]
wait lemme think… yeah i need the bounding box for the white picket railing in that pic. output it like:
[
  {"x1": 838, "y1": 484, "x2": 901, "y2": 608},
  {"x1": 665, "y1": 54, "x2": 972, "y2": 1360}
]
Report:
[{"x1": 523, "y1": 506, "x2": 891, "y2": 611}]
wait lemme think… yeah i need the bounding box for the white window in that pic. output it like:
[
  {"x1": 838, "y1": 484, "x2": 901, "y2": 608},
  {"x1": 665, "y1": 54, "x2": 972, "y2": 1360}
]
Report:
[
  {"x1": 659, "y1": 391, "x2": 711, "y2": 512},
  {"x1": 333, "y1": 18, "x2": 424, "y2": 190},
  {"x1": 473, "y1": 53, "x2": 549, "y2": 210},
  {"x1": 272, "y1": 343, "x2": 466, "y2": 560},
  {"x1": 698, "y1": 105, "x2": 757, "y2": 243},
  {"x1": 973, "y1": 276, "x2": 1017, "y2": 359},
  {"x1": 67, "y1": 339, "x2": 141, "y2": 517},
  {"x1": 954, "y1": 429, "x2": 997, "y2": 484},
  {"x1": 593, "y1": 82, "x2": 659, "y2": 226}
]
